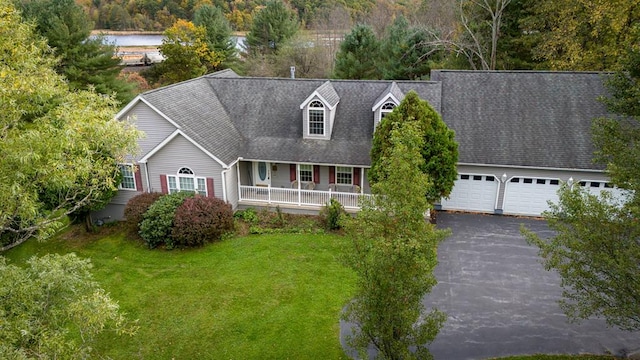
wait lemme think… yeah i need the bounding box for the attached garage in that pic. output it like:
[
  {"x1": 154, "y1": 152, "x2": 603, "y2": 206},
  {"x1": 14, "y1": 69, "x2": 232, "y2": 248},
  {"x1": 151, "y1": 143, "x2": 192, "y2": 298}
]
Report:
[
  {"x1": 440, "y1": 174, "x2": 499, "y2": 213},
  {"x1": 503, "y1": 177, "x2": 561, "y2": 216},
  {"x1": 579, "y1": 180, "x2": 629, "y2": 203}
]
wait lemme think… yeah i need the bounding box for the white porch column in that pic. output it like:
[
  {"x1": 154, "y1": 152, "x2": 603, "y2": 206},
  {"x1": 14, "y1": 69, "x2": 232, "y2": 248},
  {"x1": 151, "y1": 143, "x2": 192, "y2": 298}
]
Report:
[
  {"x1": 297, "y1": 163, "x2": 301, "y2": 206},
  {"x1": 236, "y1": 161, "x2": 242, "y2": 201}
]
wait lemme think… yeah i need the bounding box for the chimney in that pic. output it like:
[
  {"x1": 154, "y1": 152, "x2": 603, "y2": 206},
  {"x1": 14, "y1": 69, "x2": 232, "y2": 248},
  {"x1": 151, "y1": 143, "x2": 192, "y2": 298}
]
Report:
[{"x1": 290, "y1": 66, "x2": 296, "y2": 79}]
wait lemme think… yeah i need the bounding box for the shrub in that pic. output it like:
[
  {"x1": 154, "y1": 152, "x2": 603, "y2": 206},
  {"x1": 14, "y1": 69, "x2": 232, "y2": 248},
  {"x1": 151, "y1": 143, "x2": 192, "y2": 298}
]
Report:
[
  {"x1": 139, "y1": 192, "x2": 195, "y2": 249},
  {"x1": 123, "y1": 192, "x2": 163, "y2": 230},
  {"x1": 171, "y1": 197, "x2": 234, "y2": 247},
  {"x1": 234, "y1": 208, "x2": 259, "y2": 224},
  {"x1": 319, "y1": 198, "x2": 345, "y2": 230}
]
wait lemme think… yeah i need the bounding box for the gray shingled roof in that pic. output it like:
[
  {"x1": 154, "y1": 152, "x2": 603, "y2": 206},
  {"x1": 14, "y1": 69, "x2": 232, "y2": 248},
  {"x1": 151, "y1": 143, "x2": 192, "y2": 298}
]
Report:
[
  {"x1": 142, "y1": 77, "x2": 245, "y2": 165},
  {"x1": 431, "y1": 70, "x2": 610, "y2": 170},
  {"x1": 142, "y1": 76, "x2": 440, "y2": 166},
  {"x1": 138, "y1": 70, "x2": 611, "y2": 170},
  {"x1": 373, "y1": 81, "x2": 405, "y2": 108},
  {"x1": 314, "y1": 81, "x2": 340, "y2": 108}
]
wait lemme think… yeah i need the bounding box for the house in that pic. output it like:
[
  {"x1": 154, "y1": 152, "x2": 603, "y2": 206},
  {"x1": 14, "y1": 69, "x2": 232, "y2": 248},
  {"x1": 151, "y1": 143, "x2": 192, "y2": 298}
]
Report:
[{"x1": 95, "y1": 69, "x2": 622, "y2": 221}]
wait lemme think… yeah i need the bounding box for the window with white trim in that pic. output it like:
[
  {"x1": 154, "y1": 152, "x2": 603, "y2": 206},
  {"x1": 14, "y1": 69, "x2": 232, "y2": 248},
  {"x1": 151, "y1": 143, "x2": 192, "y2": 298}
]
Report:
[
  {"x1": 308, "y1": 100, "x2": 325, "y2": 135},
  {"x1": 336, "y1": 166, "x2": 353, "y2": 185},
  {"x1": 300, "y1": 164, "x2": 313, "y2": 182},
  {"x1": 168, "y1": 167, "x2": 206, "y2": 195},
  {"x1": 118, "y1": 164, "x2": 136, "y2": 190},
  {"x1": 380, "y1": 102, "x2": 396, "y2": 120}
]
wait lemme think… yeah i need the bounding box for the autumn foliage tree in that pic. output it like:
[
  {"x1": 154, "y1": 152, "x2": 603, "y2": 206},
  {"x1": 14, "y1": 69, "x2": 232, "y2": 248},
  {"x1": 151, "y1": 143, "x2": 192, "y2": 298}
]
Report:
[{"x1": 147, "y1": 19, "x2": 220, "y2": 86}]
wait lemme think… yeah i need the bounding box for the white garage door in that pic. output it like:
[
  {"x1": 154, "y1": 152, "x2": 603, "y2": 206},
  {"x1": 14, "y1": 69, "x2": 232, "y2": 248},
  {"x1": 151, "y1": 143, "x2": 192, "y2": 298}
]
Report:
[
  {"x1": 441, "y1": 174, "x2": 499, "y2": 213},
  {"x1": 503, "y1": 177, "x2": 560, "y2": 216},
  {"x1": 579, "y1": 180, "x2": 630, "y2": 203}
]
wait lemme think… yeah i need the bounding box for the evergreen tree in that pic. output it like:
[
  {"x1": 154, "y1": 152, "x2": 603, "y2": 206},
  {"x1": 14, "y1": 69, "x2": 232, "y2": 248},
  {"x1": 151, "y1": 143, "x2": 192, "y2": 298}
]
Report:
[
  {"x1": 194, "y1": 4, "x2": 236, "y2": 69},
  {"x1": 17, "y1": 0, "x2": 134, "y2": 104},
  {"x1": 333, "y1": 24, "x2": 380, "y2": 79},
  {"x1": 245, "y1": 0, "x2": 299, "y2": 55},
  {"x1": 379, "y1": 16, "x2": 439, "y2": 80},
  {"x1": 370, "y1": 91, "x2": 458, "y2": 204}
]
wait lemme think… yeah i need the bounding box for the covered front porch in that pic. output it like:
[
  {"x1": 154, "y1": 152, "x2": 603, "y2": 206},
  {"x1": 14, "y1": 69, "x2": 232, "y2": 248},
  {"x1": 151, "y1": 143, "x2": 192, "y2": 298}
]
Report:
[{"x1": 237, "y1": 160, "x2": 371, "y2": 210}]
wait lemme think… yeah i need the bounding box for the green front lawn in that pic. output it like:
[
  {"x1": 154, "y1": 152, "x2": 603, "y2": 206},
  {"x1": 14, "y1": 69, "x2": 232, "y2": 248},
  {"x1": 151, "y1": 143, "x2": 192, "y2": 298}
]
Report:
[{"x1": 5, "y1": 226, "x2": 356, "y2": 359}]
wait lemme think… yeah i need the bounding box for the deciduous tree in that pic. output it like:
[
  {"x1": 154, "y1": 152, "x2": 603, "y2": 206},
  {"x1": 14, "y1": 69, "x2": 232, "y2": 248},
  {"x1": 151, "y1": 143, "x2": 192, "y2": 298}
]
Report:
[
  {"x1": 343, "y1": 121, "x2": 448, "y2": 359},
  {"x1": 153, "y1": 19, "x2": 220, "y2": 85},
  {"x1": 370, "y1": 91, "x2": 458, "y2": 204},
  {"x1": 0, "y1": 253, "x2": 137, "y2": 358},
  {"x1": 0, "y1": 0, "x2": 139, "y2": 250},
  {"x1": 524, "y1": 0, "x2": 640, "y2": 71}
]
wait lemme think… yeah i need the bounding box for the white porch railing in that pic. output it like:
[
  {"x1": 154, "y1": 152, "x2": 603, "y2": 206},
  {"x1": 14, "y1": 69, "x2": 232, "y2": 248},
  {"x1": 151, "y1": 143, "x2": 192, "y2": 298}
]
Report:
[{"x1": 239, "y1": 185, "x2": 369, "y2": 209}]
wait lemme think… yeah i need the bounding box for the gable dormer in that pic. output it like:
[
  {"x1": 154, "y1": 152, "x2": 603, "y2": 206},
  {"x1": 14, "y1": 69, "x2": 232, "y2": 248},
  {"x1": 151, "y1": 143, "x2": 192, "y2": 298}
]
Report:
[
  {"x1": 300, "y1": 81, "x2": 339, "y2": 140},
  {"x1": 372, "y1": 82, "x2": 405, "y2": 130}
]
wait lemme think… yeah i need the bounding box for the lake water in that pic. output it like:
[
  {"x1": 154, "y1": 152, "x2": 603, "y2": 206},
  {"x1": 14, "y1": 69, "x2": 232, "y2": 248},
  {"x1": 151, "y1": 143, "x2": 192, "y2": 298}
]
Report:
[{"x1": 93, "y1": 33, "x2": 246, "y2": 50}]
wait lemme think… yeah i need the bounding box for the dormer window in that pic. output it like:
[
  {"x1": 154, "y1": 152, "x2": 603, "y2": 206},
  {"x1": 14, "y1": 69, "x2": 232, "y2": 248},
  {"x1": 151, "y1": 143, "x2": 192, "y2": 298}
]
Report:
[
  {"x1": 300, "y1": 81, "x2": 339, "y2": 140},
  {"x1": 308, "y1": 100, "x2": 325, "y2": 136},
  {"x1": 380, "y1": 102, "x2": 396, "y2": 120}
]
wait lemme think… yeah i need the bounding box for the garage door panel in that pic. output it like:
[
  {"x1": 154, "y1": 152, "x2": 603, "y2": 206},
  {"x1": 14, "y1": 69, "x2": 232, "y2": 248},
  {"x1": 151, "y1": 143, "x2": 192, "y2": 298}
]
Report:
[
  {"x1": 441, "y1": 174, "x2": 498, "y2": 213},
  {"x1": 503, "y1": 178, "x2": 560, "y2": 216}
]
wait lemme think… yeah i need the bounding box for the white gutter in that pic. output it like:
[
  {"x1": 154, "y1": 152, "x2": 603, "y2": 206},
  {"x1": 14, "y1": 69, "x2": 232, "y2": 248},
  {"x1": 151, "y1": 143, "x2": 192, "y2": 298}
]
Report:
[{"x1": 457, "y1": 162, "x2": 605, "y2": 173}]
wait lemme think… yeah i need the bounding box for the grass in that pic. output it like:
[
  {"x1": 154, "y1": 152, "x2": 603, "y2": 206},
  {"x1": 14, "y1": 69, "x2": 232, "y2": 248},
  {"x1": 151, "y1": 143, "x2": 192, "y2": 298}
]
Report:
[{"x1": 4, "y1": 224, "x2": 356, "y2": 359}]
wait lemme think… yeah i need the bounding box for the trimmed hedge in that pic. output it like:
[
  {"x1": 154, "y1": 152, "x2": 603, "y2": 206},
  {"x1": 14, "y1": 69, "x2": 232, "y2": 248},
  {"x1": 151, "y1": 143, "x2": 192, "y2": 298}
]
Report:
[
  {"x1": 171, "y1": 197, "x2": 234, "y2": 247},
  {"x1": 138, "y1": 192, "x2": 195, "y2": 249},
  {"x1": 123, "y1": 192, "x2": 163, "y2": 229}
]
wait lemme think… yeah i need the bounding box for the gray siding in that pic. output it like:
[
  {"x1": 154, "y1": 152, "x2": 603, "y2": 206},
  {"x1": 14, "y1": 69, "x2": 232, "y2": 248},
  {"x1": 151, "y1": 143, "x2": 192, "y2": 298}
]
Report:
[
  {"x1": 225, "y1": 163, "x2": 239, "y2": 209},
  {"x1": 146, "y1": 134, "x2": 224, "y2": 197},
  {"x1": 122, "y1": 102, "x2": 178, "y2": 159}
]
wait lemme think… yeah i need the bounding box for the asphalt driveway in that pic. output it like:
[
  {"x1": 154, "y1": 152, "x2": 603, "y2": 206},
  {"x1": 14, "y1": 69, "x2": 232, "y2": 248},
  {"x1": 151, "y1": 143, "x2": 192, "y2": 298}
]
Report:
[{"x1": 340, "y1": 212, "x2": 640, "y2": 359}]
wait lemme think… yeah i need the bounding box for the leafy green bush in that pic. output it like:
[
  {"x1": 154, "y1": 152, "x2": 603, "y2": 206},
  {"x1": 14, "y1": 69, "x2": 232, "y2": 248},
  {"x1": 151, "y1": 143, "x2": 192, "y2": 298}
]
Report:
[
  {"x1": 123, "y1": 192, "x2": 163, "y2": 230},
  {"x1": 234, "y1": 208, "x2": 259, "y2": 224},
  {"x1": 171, "y1": 197, "x2": 234, "y2": 247},
  {"x1": 139, "y1": 192, "x2": 194, "y2": 249},
  {"x1": 319, "y1": 198, "x2": 345, "y2": 230}
]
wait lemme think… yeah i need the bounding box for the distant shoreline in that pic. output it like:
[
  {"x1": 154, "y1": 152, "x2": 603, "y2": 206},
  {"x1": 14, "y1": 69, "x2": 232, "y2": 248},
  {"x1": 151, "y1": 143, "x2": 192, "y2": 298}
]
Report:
[{"x1": 91, "y1": 30, "x2": 247, "y2": 36}]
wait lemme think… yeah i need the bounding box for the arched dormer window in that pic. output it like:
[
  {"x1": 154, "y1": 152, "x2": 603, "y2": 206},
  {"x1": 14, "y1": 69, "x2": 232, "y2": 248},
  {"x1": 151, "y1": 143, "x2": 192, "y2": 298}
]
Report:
[
  {"x1": 380, "y1": 102, "x2": 396, "y2": 120},
  {"x1": 167, "y1": 167, "x2": 207, "y2": 195},
  {"x1": 308, "y1": 100, "x2": 325, "y2": 136}
]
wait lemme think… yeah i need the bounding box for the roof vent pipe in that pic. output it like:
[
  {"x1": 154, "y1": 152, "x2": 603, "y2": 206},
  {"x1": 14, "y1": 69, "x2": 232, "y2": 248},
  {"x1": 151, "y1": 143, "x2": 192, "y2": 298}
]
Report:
[{"x1": 290, "y1": 66, "x2": 296, "y2": 79}]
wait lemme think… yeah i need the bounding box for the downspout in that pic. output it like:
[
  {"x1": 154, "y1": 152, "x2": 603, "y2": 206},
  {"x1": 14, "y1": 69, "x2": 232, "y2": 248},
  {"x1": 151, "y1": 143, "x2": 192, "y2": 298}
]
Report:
[{"x1": 221, "y1": 168, "x2": 228, "y2": 203}]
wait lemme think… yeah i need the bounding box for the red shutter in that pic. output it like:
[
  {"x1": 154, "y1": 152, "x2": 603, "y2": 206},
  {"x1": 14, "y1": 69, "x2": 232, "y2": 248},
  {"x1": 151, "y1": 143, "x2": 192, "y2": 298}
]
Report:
[
  {"x1": 160, "y1": 175, "x2": 168, "y2": 194},
  {"x1": 329, "y1": 166, "x2": 335, "y2": 184},
  {"x1": 354, "y1": 167, "x2": 361, "y2": 186},
  {"x1": 206, "y1": 177, "x2": 215, "y2": 198},
  {"x1": 290, "y1": 164, "x2": 297, "y2": 181},
  {"x1": 134, "y1": 165, "x2": 143, "y2": 191},
  {"x1": 313, "y1": 165, "x2": 320, "y2": 183}
]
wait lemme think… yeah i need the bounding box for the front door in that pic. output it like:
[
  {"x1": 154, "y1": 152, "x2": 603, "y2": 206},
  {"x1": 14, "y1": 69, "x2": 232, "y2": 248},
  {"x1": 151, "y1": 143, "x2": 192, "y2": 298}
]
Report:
[{"x1": 253, "y1": 161, "x2": 271, "y2": 187}]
